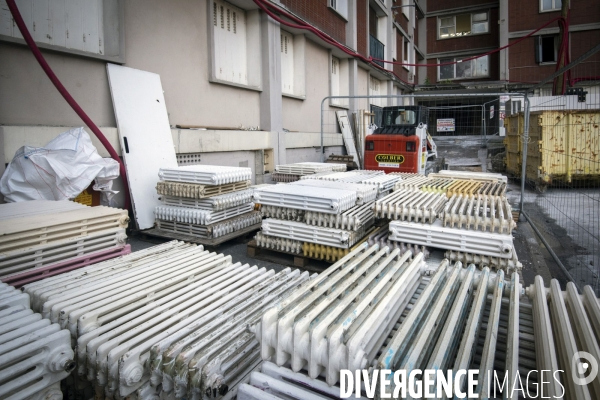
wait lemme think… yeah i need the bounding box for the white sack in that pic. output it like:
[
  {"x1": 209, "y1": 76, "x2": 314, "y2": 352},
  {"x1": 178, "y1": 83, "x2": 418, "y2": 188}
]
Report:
[{"x1": 0, "y1": 127, "x2": 120, "y2": 203}]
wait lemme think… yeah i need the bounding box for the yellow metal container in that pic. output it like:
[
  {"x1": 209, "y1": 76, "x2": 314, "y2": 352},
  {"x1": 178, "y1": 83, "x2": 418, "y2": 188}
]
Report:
[{"x1": 504, "y1": 111, "x2": 600, "y2": 185}]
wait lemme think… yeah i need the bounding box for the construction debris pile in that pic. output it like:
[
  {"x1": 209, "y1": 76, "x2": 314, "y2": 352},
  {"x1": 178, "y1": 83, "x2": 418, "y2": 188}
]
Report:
[
  {"x1": 376, "y1": 170, "x2": 520, "y2": 272},
  {"x1": 0, "y1": 200, "x2": 130, "y2": 288},
  {"x1": 254, "y1": 169, "x2": 399, "y2": 262},
  {"x1": 21, "y1": 241, "x2": 312, "y2": 400},
  {"x1": 252, "y1": 243, "x2": 600, "y2": 399},
  {"x1": 271, "y1": 162, "x2": 346, "y2": 183},
  {"x1": 154, "y1": 165, "x2": 262, "y2": 242},
  {"x1": 0, "y1": 282, "x2": 75, "y2": 400}
]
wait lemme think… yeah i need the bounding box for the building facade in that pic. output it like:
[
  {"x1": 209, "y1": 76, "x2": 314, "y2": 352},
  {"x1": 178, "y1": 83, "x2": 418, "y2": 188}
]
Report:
[{"x1": 0, "y1": 0, "x2": 598, "y2": 196}]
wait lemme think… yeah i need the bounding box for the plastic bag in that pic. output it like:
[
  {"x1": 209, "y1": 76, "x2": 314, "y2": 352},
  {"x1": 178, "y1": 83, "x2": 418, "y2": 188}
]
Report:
[{"x1": 0, "y1": 127, "x2": 120, "y2": 203}]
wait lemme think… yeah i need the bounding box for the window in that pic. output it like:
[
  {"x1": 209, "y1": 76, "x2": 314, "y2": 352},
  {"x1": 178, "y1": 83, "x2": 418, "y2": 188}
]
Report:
[
  {"x1": 0, "y1": 0, "x2": 124, "y2": 61},
  {"x1": 331, "y1": 56, "x2": 349, "y2": 107},
  {"x1": 439, "y1": 55, "x2": 489, "y2": 80},
  {"x1": 329, "y1": 0, "x2": 348, "y2": 19},
  {"x1": 438, "y1": 12, "x2": 489, "y2": 39},
  {"x1": 541, "y1": 0, "x2": 562, "y2": 11},
  {"x1": 403, "y1": 38, "x2": 409, "y2": 66},
  {"x1": 210, "y1": 0, "x2": 261, "y2": 89},
  {"x1": 535, "y1": 35, "x2": 558, "y2": 63}
]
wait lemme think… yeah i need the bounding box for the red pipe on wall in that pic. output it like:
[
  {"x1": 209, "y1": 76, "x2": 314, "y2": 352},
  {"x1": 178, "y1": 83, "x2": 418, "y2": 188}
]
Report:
[{"x1": 5, "y1": 0, "x2": 131, "y2": 211}]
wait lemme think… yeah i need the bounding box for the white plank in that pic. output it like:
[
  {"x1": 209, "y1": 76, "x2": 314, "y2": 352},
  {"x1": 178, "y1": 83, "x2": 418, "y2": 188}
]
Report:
[
  {"x1": 336, "y1": 111, "x2": 359, "y2": 167},
  {"x1": 106, "y1": 64, "x2": 178, "y2": 230}
]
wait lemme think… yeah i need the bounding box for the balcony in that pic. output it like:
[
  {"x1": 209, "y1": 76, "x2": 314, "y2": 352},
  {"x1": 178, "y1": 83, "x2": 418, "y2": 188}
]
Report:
[{"x1": 369, "y1": 35, "x2": 385, "y2": 67}]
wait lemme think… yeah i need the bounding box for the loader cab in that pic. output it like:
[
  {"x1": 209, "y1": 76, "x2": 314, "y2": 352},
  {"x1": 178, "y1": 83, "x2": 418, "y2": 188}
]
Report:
[{"x1": 365, "y1": 106, "x2": 432, "y2": 174}]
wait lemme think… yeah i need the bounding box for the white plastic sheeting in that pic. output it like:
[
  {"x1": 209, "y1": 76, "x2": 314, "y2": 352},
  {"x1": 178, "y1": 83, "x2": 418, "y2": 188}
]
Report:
[{"x1": 0, "y1": 127, "x2": 120, "y2": 203}]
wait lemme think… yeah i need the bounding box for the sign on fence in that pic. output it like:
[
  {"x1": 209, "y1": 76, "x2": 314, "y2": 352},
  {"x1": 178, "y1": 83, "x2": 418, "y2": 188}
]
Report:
[{"x1": 436, "y1": 118, "x2": 455, "y2": 132}]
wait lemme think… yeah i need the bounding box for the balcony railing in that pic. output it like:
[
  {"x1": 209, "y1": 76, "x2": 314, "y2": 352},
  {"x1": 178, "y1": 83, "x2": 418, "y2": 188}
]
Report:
[{"x1": 370, "y1": 35, "x2": 385, "y2": 67}]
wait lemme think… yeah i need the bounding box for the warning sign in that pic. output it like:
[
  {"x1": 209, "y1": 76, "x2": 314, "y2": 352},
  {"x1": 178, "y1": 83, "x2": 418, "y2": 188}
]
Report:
[
  {"x1": 375, "y1": 154, "x2": 404, "y2": 168},
  {"x1": 437, "y1": 118, "x2": 455, "y2": 132}
]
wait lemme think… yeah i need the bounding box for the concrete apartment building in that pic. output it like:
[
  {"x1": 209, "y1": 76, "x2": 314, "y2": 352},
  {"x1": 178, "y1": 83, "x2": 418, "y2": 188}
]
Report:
[{"x1": 0, "y1": 0, "x2": 598, "y2": 192}]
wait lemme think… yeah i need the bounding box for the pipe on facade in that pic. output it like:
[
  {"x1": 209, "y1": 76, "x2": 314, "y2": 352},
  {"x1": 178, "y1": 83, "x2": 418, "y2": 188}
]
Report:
[{"x1": 5, "y1": 0, "x2": 131, "y2": 211}]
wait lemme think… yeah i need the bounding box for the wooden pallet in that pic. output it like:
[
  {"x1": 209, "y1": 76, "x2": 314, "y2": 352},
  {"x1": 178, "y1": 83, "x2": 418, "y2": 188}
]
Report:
[
  {"x1": 246, "y1": 240, "x2": 330, "y2": 273},
  {"x1": 142, "y1": 223, "x2": 261, "y2": 247}
]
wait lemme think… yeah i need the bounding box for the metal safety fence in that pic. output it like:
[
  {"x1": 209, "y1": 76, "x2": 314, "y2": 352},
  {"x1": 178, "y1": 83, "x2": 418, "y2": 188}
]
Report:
[{"x1": 320, "y1": 76, "x2": 599, "y2": 294}]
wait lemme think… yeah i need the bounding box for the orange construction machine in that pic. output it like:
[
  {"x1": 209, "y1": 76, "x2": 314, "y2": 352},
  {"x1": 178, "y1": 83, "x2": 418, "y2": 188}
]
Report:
[{"x1": 364, "y1": 105, "x2": 437, "y2": 174}]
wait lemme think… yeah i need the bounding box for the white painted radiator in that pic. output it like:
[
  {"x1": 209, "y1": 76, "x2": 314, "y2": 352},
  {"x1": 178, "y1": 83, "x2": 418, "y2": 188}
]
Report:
[
  {"x1": 154, "y1": 203, "x2": 254, "y2": 225},
  {"x1": 304, "y1": 202, "x2": 374, "y2": 231},
  {"x1": 0, "y1": 228, "x2": 127, "y2": 279},
  {"x1": 443, "y1": 193, "x2": 516, "y2": 234},
  {"x1": 374, "y1": 188, "x2": 447, "y2": 223},
  {"x1": 359, "y1": 174, "x2": 401, "y2": 194},
  {"x1": 25, "y1": 241, "x2": 312, "y2": 399},
  {"x1": 389, "y1": 220, "x2": 514, "y2": 258},
  {"x1": 158, "y1": 165, "x2": 252, "y2": 185},
  {"x1": 275, "y1": 162, "x2": 346, "y2": 175},
  {"x1": 255, "y1": 232, "x2": 303, "y2": 254},
  {"x1": 261, "y1": 218, "x2": 367, "y2": 248},
  {"x1": 367, "y1": 225, "x2": 429, "y2": 259},
  {"x1": 430, "y1": 169, "x2": 508, "y2": 183},
  {"x1": 0, "y1": 204, "x2": 129, "y2": 254},
  {"x1": 253, "y1": 185, "x2": 357, "y2": 214},
  {"x1": 445, "y1": 249, "x2": 522, "y2": 272},
  {"x1": 0, "y1": 286, "x2": 74, "y2": 400},
  {"x1": 161, "y1": 189, "x2": 253, "y2": 211},
  {"x1": 290, "y1": 180, "x2": 378, "y2": 205},
  {"x1": 156, "y1": 180, "x2": 251, "y2": 198},
  {"x1": 238, "y1": 362, "x2": 367, "y2": 400},
  {"x1": 156, "y1": 211, "x2": 262, "y2": 239},
  {"x1": 300, "y1": 170, "x2": 384, "y2": 183},
  {"x1": 255, "y1": 242, "x2": 427, "y2": 385}
]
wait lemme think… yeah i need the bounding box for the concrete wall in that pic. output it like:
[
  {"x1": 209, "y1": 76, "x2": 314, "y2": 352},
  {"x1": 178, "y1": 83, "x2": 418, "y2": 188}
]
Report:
[{"x1": 0, "y1": 0, "x2": 261, "y2": 129}]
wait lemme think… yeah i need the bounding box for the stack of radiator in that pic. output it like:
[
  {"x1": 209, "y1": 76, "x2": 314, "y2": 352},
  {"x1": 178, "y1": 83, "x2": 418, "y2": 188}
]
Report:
[
  {"x1": 251, "y1": 243, "x2": 600, "y2": 399},
  {"x1": 22, "y1": 241, "x2": 313, "y2": 399},
  {"x1": 301, "y1": 169, "x2": 400, "y2": 197},
  {"x1": 377, "y1": 171, "x2": 520, "y2": 272},
  {"x1": 0, "y1": 283, "x2": 75, "y2": 400},
  {"x1": 271, "y1": 162, "x2": 346, "y2": 183},
  {"x1": 154, "y1": 165, "x2": 262, "y2": 240},
  {"x1": 253, "y1": 175, "x2": 379, "y2": 262},
  {"x1": 0, "y1": 200, "x2": 130, "y2": 288}
]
